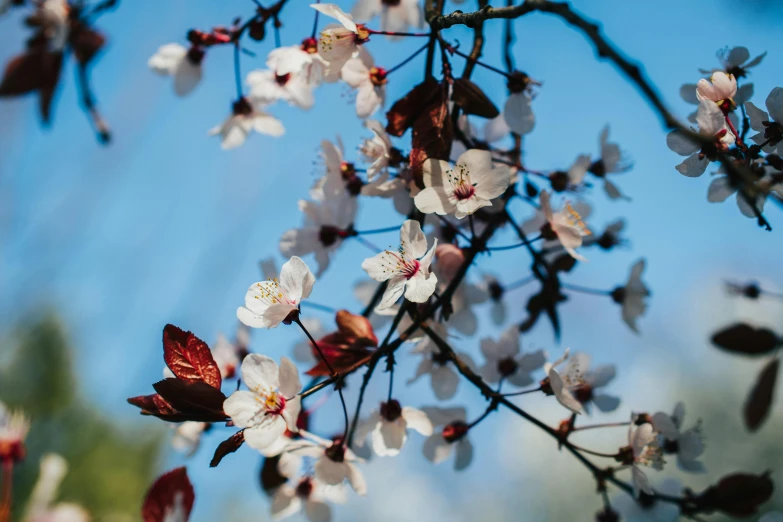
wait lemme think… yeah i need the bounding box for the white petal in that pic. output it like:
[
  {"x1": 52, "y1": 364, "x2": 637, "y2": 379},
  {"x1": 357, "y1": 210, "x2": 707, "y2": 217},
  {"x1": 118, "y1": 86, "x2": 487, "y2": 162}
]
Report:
[
  {"x1": 346, "y1": 462, "x2": 367, "y2": 495},
  {"x1": 454, "y1": 438, "x2": 473, "y2": 471},
  {"x1": 675, "y1": 154, "x2": 708, "y2": 178},
  {"x1": 402, "y1": 406, "x2": 433, "y2": 436},
  {"x1": 404, "y1": 272, "x2": 437, "y2": 303},
  {"x1": 666, "y1": 130, "x2": 699, "y2": 156},
  {"x1": 707, "y1": 176, "x2": 736, "y2": 202},
  {"x1": 242, "y1": 354, "x2": 280, "y2": 391},
  {"x1": 280, "y1": 256, "x2": 316, "y2": 302},
  {"x1": 372, "y1": 420, "x2": 407, "y2": 456},
  {"x1": 223, "y1": 390, "x2": 259, "y2": 427},
  {"x1": 400, "y1": 219, "x2": 428, "y2": 259},
  {"x1": 244, "y1": 418, "x2": 287, "y2": 450},
  {"x1": 503, "y1": 93, "x2": 535, "y2": 135},
  {"x1": 311, "y1": 3, "x2": 357, "y2": 32},
  {"x1": 278, "y1": 357, "x2": 302, "y2": 398},
  {"x1": 304, "y1": 500, "x2": 332, "y2": 522},
  {"x1": 315, "y1": 457, "x2": 347, "y2": 486},
  {"x1": 422, "y1": 434, "x2": 452, "y2": 464},
  {"x1": 414, "y1": 187, "x2": 456, "y2": 215},
  {"x1": 377, "y1": 275, "x2": 407, "y2": 310},
  {"x1": 431, "y1": 365, "x2": 459, "y2": 400}
]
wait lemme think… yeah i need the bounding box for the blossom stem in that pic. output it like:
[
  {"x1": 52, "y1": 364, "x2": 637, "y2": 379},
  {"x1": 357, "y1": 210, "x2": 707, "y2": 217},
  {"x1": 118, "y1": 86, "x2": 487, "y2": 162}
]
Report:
[
  {"x1": 501, "y1": 386, "x2": 541, "y2": 397},
  {"x1": 440, "y1": 40, "x2": 510, "y2": 78},
  {"x1": 0, "y1": 460, "x2": 12, "y2": 522},
  {"x1": 467, "y1": 400, "x2": 498, "y2": 429},
  {"x1": 233, "y1": 41, "x2": 243, "y2": 98},
  {"x1": 366, "y1": 29, "x2": 431, "y2": 37},
  {"x1": 724, "y1": 114, "x2": 746, "y2": 151},
  {"x1": 561, "y1": 283, "x2": 612, "y2": 296},
  {"x1": 487, "y1": 235, "x2": 543, "y2": 251},
  {"x1": 568, "y1": 443, "x2": 619, "y2": 459},
  {"x1": 354, "y1": 226, "x2": 401, "y2": 235},
  {"x1": 294, "y1": 318, "x2": 350, "y2": 440},
  {"x1": 300, "y1": 301, "x2": 337, "y2": 313},
  {"x1": 386, "y1": 41, "x2": 431, "y2": 75},
  {"x1": 571, "y1": 422, "x2": 630, "y2": 432},
  {"x1": 504, "y1": 275, "x2": 537, "y2": 292},
  {"x1": 310, "y1": 0, "x2": 320, "y2": 38},
  {"x1": 352, "y1": 236, "x2": 382, "y2": 253}
]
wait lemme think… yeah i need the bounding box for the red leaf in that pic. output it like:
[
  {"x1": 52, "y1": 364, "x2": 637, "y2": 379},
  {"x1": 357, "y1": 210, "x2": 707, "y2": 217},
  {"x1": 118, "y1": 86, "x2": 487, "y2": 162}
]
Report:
[
  {"x1": 744, "y1": 357, "x2": 779, "y2": 432},
  {"x1": 451, "y1": 78, "x2": 499, "y2": 118},
  {"x1": 153, "y1": 379, "x2": 227, "y2": 418},
  {"x1": 69, "y1": 24, "x2": 106, "y2": 65},
  {"x1": 128, "y1": 391, "x2": 227, "y2": 423},
  {"x1": 305, "y1": 342, "x2": 373, "y2": 377},
  {"x1": 38, "y1": 51, "x2": 62, "y2": 123},
  {"x1": 209, "y1": 430, "x2": 245, "y2": 468},
  {"x1": 385, "y1": 77, "x2": 439, "y2": 137},
  {"x1": 335, "y1": 310, "x2": 377, "y2": 347},
  {"x1": 409, "y1": 82, "x2": 453, "y2": 183},
  {"x1": 0, "y1": 51, "x2": 48, "y2": 95},
  {"x1": 142, "y1": 467, "x2": 195, "y2": 522},
  {"x1": 163, "y1": 324, "x2": 222, "y2": 389},
  {"x1": 711, "y1": 323, "x2": 780, "y2": 356}
]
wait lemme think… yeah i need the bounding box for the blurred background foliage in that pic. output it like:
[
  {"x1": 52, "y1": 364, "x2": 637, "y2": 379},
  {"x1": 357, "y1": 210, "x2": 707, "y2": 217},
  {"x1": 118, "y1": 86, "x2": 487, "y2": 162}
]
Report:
[{"x1": 0, "y1": 313, "x2": 164, "y2": 521}]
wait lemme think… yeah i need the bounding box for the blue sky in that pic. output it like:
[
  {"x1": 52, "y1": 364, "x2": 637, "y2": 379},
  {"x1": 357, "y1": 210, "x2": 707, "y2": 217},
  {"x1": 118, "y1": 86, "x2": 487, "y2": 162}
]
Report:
[{"x1": 1, "y1": 0, "x2": 783, "y2": 520}]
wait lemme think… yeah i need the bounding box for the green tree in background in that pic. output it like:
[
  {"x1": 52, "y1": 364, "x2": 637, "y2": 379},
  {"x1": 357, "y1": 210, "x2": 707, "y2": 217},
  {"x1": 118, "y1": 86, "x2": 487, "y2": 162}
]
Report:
[{"x1": 0, "y1": 313, "x2": 164, "y2": 521}]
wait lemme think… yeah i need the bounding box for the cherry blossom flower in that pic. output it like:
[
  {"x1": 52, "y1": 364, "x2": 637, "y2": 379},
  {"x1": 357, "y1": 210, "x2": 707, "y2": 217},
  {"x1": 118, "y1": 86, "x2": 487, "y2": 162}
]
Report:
[
  {"x1": 209, "y1": 97, "x2": 284, "y2": 150},
  {"x1": 312, "y1": 3, "x2": 370, "y2": 71},
  {"x1": 547, "y1": 154, "x2": 592, "y2": 193},
  {"x1": 611, "y1": 258, "x2": 650, "y2": 334},
  {"x1": 420, "y1": 407, "x2": 473, "y2": 471},
  {"x1": 37, "y1": 0, "x2": 70, "y2": 51},
  {"x1": 588, "y1": 126, "x2": 632, "y2": 200},
  {"x1": 583, "y1": 219, "x2": 626, "y2": 250},
  {"x1": 359, "y1": 119, "x2": 395, "y2": 180},
  {"x1": 666, "y1": 100, "x2": 735, "y2": 178},
  {"x1": 223, "y1": 354, "x2": 302, "y2": 451},
  {"x1": 211, "y1": 332, "x2": 242, "y2": 379},
  {"x1": 361, "y1": 219, "x2": 438, "y2": 311},
  {"x1": 479, "y1": 274, "x2": 508, "y2": 325},
  {"x1": 237, "y1": 256, "x2": 316, "y2": 329},
  {"x1": 705, "y1": 162, "x2": 772, "y2": 218},
  {"x1": 545, "y1": 351, "x2": 620, "y2": 414},
  {"x1": 538, "y1": 190, "x2": 591, "y2": 261},
  {"x1": 611, "y1": 478, "x2": 681, "y2": 522},
  {"x1": 745, "y1": 87, "x2": 783, "y2": 155},
  {"x1": 414, "y1": 149, "x2": 511, "y2": 219},
  {"x1": 479, "y1": 326, "x2": 546, "y2": 387},
  {"x1": 652, "y1": 403, "x2": 705, "y2": 473},
  {"x1": 341, "y1": 48, "x2": 386, "y2": 118},
  {"x1": 503, "y1": 71, "x2": 536, "y2": 135},
  {"x1": 285, "y1": 433, "x2": 366, "y2": 495},
  {"x1": 171, "y1": 421, "x2": 207, "y2": 456},
  {"x1": 270, "y1": 476, "x2": 346, "y2": 522},
  {"x1": 266, "y1": 39, "x2": 329, "y2": 85},
  {"x1": 0, "y1": 401, "x2": 29, "y2": 463},
  {"x1": 148, "y1": 43, "x2": 204, "y2": 96},
  {"x1": 246, "y1": 68, "x2": 315, "y2": 110},
  {"x1": 625, "y1": 417, "x2": 665, "y2": 497},
  {"x1": 23, "y1": 454, "x2": 90, "y2": 522},
  {"x1": 408, "y1": 323, "x2": 476, "y2": 400},
  {"x1": 351, "y1": 0, "x2": 422, "y2": 35},
  {"x1": 696, "y1": 71, "x2": 737, "y2": 111},
  {"x1": 280, "y1": 191, "x2": 357, "y2": 276},
  {"x1": 354, "y1": 400, "x2": 433, "y2": 457}
]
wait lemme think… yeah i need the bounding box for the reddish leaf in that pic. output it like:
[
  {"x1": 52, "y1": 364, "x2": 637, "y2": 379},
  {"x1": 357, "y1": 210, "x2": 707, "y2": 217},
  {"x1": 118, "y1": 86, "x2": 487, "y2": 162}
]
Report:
[
  {"x1": 128, "y1": 391, "x2": 227, "y2": 423},
  {"x1": 744, "y1": 358, "x2": 779, "y2": 432},
  {"x1": 305, "y1": 342, "x2": 373, "y2": 377},
  {"x1": 409, "y1": 82, "x2": 453, "y2": 183},
  {"x1": 0, "y1": 51, "x2": 48, "y2": 95},
  {"x1": 451, "y1": 78, "x2": 499, "y2": 118},
  {"x1": 210, "y1": 430, "x2": 245, "y2": 468},
  {"x1": 153, "y1": 379, "x2": 227, "y2": 418},
  {"x1": 163, "y1": 324, "x2": 222, "y2": 389},
  {"x1": 335, "y1": 310, "x2": 377, "y2": 347},
  {"x1": 38, "y1": 51, "x2": 62, "y2": 123},
  {"x1": 69, "y1": 24, "x2": 106, "y2": 65},
  {"x1": 691, "y1": 471, "x2": 773, "y2": 517},
  {"x1": 711, "y1": 323, "x2": 780, "y2": 356},
  {"x1": 385, "y1": 77, "x2": 439, "y2": 137},
  {"x1": 259, "y1": 455, "x2": 287, "y2": 494},
  {"x1": 142, "y1": 467, "x2": 195, "y2": 522}
]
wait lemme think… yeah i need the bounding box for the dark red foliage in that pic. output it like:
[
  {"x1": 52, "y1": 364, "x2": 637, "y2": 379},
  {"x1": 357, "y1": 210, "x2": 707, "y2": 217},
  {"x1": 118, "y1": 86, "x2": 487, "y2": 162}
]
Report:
[{"x1": 142, "y1": 467, "x2": 195, "y2": 522}]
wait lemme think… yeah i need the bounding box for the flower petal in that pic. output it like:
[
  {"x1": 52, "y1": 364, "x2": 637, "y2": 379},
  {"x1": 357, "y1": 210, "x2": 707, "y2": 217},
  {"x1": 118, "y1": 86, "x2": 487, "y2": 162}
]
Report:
[{"x1": 242, "y1": 353, "x2": 280, "y2": 391}]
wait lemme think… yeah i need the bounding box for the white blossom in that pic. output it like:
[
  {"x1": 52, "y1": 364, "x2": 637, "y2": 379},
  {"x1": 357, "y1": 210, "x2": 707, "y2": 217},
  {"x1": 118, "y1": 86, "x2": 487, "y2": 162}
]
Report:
[
  {"x1": 414, "y1": 149, "x2": 511, "y2": 219},
  {"x1": 666, "y1": 99, "x2": 734, "y2": 178},
  {"x1": 546, "y1": 351, "x2": 619, "y2": 414},
  {"x1": 539, "y1": 190, "x2": 591, "y2": 261},
  {"x1": 652, "y1": 402, "x2": 705, "y2": 473},
  {"x1": 341, "y1": 48, "x2": 386, "y2": 119},
  {"x1": 696, "y1": 71, "x2": 737, "y2": 106},
  {"x1": 23, "y1": 454, "x2": 90, "y2": 522},
  {"x1": 312, "y1": 3, "x2": 369, "y2": 72},
  {"x1": 246, "y1": 68, "x2": 315, "y2": 110},
  {"x1": 479, "y1": 326, "x2": 546, "y2": 387},
  {"x1": 270, "y1": 477, "x2": 346, "y2": 522},
  {"x1": 223, "y1": 355, "x2": 302, "y2": 451},
  {"x1": 351, "y1": 0, "x2": 422, "y2": 35},
  {"x1": 284, "y1": 433, "x2": 366, "y2": 496},
  {"x1": 408, "y1": 324, "x2": 476, "y2": 400},
  {"x1": 238, "y1": 256, "x2": 316, "y2": 329},
  {"x1": 627, "y1": 418, "x2": 665, "y2": 497},
  {"x1": 354, "y1": 400, "x2": 433, "y2": 457},
  {"x1": 615, "y1": 258, "x2": 650, "y2": 334},
  {"x1": 359, "y1": 119, "x2": 394, "y2": 180},
  {"x1": 745, "y1": 87, "x2": 783, "y2": 155},
  {"x1": 209, "y1": 97, "x2": 284, "y2": 150},
  {"x1": 420, "y1": 406, "x2": 473, "y2": 471},
  {"x1": 148, "y1": 43, "x2": 204, "y2": 96}
]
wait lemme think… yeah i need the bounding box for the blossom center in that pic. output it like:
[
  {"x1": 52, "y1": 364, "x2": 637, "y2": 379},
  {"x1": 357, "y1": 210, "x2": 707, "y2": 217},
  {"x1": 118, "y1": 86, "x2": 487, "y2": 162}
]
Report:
[
  {"x1": 379, "y1": 248, "x2": 421, "y2": 279},
  {"x1": 232, "y1": 97, "x2": 253, "y2": 116},
  {"x1": 255, "y1": 388, "x2": 286, "y2": 415},
  {"x1": 185, "y1": 46, "x2": 205, "y2": 66},
  {"x1": 319, "y1": 225, "x2": 348, "y2": 247},
  {"x1": 380, "y1": 399, "x2": 402, "y2": 421},
  {"x1": 325, "y1": 441, "x2": 346, "y2": 462},
  {"x1": 369, "y1": 66, "x2": 388, "y2": 87},
  {"x1": 301, "y1": 37, "x2": 318, "y2": 54},
  {"x1": 381, "y1": 0, "x2": 402, "y2": 5},
  {"x1": 275, "y1": 73, "x2": 291, "y2": 86},
  {"x1": 448, "y1": 165, "x2": 476, "y2": 201},
  {"x1": 295, "y1": 477, "x2": 314, "y2": 498},
  {"x1": 253, "y1": 279, "x2": 294, "y2": 306},
  {"x1": 442, "y1": 421, "x2": 469, "y2": 443},
  {"x1": 497, "y1": 357, "x2": 518, "y2": 377}
]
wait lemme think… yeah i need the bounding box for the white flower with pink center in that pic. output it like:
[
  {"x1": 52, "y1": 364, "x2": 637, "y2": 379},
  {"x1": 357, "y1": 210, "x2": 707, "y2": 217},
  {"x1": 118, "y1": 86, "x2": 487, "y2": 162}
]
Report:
[
  {"x1": 414, "y1": 149, "x2": 511, "y2": 219},
  {"x1": 223, "y1": 354, "x2": 302, "y2": 451},
  {"x1": 361, "y1": 219, "x2": 438, "y2": 311},
  {"x1": 539, "y1": 190, "x2": 591, "y2": 261},
  {"x1": 696, "y1": 71, "x2": 737, "y2": 107},
  {"x1": 311, "y1": 3, "x2": 370, "y2": 72},
  {"x1": 237, "y1": 256, "x2": 316, "y2": 329}
]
